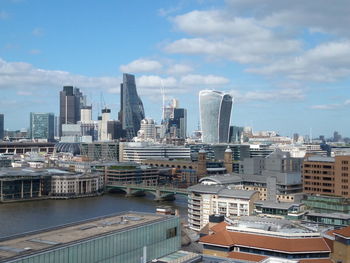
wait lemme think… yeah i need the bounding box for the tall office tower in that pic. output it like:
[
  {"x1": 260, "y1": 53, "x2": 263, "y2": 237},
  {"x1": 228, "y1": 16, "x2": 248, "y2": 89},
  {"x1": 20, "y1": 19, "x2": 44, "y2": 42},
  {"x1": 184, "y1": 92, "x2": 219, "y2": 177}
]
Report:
[
  {"x1": 168, "y1": 108, "x2": 187, "y2": 139},
  {"x1": 199, "y1": 90, "x2": 233, "y2": 144},
  {"x1": 59, "y1": 86, "x2": 86, "y2": 136},
  {"x1": 99, "y1": 108, "x2": 111, "y2": 141},
  {"x1": 118, "y1": 73, "x2": 145, "y2": 139},
  {"x1": 29, "y1": 113, "x2": 54, "y2": 141},
  {"x1": 0, "y1": 114, "x2": 4, "y2": 140}
]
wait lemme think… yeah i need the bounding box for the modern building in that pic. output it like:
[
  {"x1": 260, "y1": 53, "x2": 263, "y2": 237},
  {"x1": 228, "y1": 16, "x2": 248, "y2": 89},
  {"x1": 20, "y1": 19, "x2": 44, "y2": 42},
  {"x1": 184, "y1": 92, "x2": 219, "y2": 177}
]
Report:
[
  {"x1": 99, "y1": 108, "x2": 111, "y2": 141},
  {"x1": 0, "y1": 142, "x2": 55, "y2": 154},
  {"x1": 187, "y1": 183, "x2": 259, "y2": 231},
  {"x1": 199, "y1": 90, "x2": 233, "y2": 144},
  {"x1": 302, "y1": 154, "x2": 350, "y2": 198},
  {"x1": 167, "y1": 108, "x2": 187, "y2": 139},
  {"x1": 120, "y1": 142, "x2": 191, "y2": 163},
  {"x1": 138, "y1": 118, "x2": 156, "y2": 141},
  {"x1": 29, "y1": 113, "x2": 55, "y2": 141},
  {"x1": 0, "y1": 212, "x2": 181, "y2": 263},
  {"x1": 59, "y1": 86, "x2": 86, "y2": 136},
  {"x1": 118, "y1": 73, "x2": 145, "y2": 139},
  {"x1": 302, "y1": 195, "x2": 350, "y2": 214},
  {"x1": 0, "y1": 114, "x2": 4, "y2": 140},
  {"x1": 80, "y1": 142, "x2": 119, "y2": 161},
  {"x1": 199, "y1": 217, "x2": 332, "y2": 262}
]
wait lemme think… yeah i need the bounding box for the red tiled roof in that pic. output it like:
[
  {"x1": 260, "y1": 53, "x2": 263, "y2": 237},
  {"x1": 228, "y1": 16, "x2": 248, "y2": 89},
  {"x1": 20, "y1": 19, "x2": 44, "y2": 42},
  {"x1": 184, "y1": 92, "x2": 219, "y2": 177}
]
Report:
[
  {"x1": 334, "y1": 225, "x2": 350, "y2": 238},
  {"x1": 228, "y1": 251, "x2": 267, "y2": 262},
  {"x1": 210, "y1": 221, "x2": 228, "y2": 233},
  {"x1": 200, "y1": 230, "x2": 331, "y2": 253}
]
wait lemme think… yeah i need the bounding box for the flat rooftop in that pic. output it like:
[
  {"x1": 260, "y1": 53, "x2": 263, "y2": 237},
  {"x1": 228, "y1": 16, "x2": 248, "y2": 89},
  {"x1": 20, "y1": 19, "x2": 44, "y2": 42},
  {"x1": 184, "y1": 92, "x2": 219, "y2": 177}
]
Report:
[{"x1": 0, "y1": 212, "x2": 171, "y2": 262}]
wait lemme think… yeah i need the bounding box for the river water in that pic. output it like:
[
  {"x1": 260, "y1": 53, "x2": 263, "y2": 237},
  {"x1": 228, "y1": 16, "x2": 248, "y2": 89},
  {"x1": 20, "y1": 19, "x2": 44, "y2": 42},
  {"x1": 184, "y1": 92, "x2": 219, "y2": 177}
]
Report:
[{"x1": 0, "y1": 193, "x2": 188, "y2": 238}]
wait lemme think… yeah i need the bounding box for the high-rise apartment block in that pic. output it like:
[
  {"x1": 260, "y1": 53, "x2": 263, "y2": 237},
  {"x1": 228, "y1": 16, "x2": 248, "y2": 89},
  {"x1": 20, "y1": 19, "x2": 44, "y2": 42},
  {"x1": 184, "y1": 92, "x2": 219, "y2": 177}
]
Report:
[
  {"x1": 118, "y1": 73, "x2": 145, "y2": 139},
  {"x1": 199, "y1": 90, "x2": 233, "y2": 144},
  {"x1": 59, "y1": 86, "x2": 86, "y2": 136},
  {"x1": 0, "y1": 114, "x2": 4, "y2": 141},
  {"x1": 29, "y1": 112, "x2": 54, "y2": 141},
  {"x1": 302, "y1": 155, "x2": 350, "y2": 198}
]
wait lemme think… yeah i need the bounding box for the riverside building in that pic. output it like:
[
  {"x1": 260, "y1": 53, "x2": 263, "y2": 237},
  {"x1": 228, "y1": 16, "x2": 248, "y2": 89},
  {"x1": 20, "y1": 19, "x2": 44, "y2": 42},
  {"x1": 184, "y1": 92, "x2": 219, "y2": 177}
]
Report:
[{"x1": 0, "y1": 212, "x2": 181, "y2": 263}]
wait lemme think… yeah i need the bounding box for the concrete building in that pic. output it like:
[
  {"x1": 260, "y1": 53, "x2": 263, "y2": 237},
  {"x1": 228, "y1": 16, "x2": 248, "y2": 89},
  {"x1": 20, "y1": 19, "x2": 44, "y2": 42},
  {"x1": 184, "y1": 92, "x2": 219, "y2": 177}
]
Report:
[
  {"x1": 51, "y1": 173, "x2": 103, "y2": 197},
  {"x1": 187, "y1": 183, "x2": 259, "y2": 231},
  {"x1": 29, "y1": 112, "x2": 55, "y2": 141},
  {"x1": 120, "y1": 142, "x2": 191, "y2": 163},
  {"x1": 0, "y1": 142, "x2": 55, "y2": 154},
  {"x1": 118, "y1": 73, "x2": 145, "y2": 139},
  {"x1": 199, "y1": 90, "x2": 233, "y2": 144},
  {"x1": 99, "y1": 108, "x2": 111, "y2": 141},
  {"x1": 0, "y1": 212, "x2": 181, "y2": 263},
  {"x1": 302, "y1": 154, "x2": 350, "y2": 198},
  {"x1": 137, "y1": 118, "x2": 156, "y2": 141}
]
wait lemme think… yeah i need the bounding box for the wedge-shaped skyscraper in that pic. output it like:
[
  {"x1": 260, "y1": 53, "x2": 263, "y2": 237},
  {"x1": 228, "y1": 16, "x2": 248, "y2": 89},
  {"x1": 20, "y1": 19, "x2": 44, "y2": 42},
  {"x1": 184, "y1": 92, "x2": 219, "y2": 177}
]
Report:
[
  {"x1": 118, "y1": 73, "x2": 145, "y2": 139},
  {"x1": 199, "y1": 90, "x2": 233, "y2": 144}
]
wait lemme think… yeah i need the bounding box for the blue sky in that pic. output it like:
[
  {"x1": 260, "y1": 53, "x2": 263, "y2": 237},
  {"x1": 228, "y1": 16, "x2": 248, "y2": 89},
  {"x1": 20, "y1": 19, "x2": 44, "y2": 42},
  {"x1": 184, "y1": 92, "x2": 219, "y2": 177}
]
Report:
[{"x1": 0, "y1": 0, "x2": 349, "y2": 138}]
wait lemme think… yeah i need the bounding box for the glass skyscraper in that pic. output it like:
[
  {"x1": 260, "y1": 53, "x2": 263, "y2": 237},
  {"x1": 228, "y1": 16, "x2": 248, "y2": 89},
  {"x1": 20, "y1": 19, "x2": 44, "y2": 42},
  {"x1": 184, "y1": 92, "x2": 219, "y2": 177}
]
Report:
[
  {"x1": 29, "y1": 112, "x2": 55, "y2": 141},
  {"x1": 118, "y1": 73, "x2": 145, "y2": 139},
  {"x1": 199, "y1": 90, "x2": 233, "y2": 144}
]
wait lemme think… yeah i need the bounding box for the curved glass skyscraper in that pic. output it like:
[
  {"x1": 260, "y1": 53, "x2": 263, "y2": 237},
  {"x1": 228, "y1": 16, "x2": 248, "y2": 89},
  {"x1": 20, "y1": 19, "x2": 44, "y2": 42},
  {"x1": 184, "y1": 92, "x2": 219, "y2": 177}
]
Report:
[
  {"x1": 199, "y1": 90, "x2": 233, "y2": 144},
  {"x1": 118, "y1": 73, "x2": 145, "y2": 139}
]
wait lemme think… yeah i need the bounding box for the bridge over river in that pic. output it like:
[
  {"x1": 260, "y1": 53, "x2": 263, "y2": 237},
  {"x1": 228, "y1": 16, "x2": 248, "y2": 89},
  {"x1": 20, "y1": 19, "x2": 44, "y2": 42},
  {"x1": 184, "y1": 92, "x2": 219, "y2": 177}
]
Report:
[{"x1": 105, "y1": 183, "x2": 189, "y2": 201}]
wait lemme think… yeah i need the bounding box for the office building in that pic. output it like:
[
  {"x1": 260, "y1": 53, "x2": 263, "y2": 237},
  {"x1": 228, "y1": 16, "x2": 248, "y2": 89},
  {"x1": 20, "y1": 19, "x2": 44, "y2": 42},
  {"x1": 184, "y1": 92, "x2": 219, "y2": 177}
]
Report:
[
  {"x1": 187, "y1": 182, "x2": 259, "y2": 231},
  {"x1": 167, "y1": 108, "x2": 187, "y2": 139},
  {"x1": 199, "y1": 217, "x2": 332, "y2": 261},
  {"x1": 199, "y1": 90, "x2": 233, "y2": 144},
  {"x1": 59, "y1": 86, "x2": 86, "y2": 136},
  {"x1": 138, "y1": 118, "x2": 156, "y2": 141},
  {"x1": 0, "y1": 114, "x2": 4, "y2": 140},
  {"x1": 29, "y1": 112, "x2": 54, "y2": 141},
  {"x1": 333, "y1": 226, "x2": 350, "y2": 263},
  {"x1": 302, "y1": 154, "x2": 350, "y2": 198},
  {"x1": 99, "y1": 108, "x2": 111, "y2": 141},
  {"x1": 0, "y1": 212, "x2": 181, "y2": 263},
  {"x1": 118, "y1": 73, "x2": 145, "y2": 139},
  {"x1": 80, "y1": 142, "x2": 119, "y2": 161},
  {"x1": 120, "y1": 142, "x2": 191, "y2": 163}
]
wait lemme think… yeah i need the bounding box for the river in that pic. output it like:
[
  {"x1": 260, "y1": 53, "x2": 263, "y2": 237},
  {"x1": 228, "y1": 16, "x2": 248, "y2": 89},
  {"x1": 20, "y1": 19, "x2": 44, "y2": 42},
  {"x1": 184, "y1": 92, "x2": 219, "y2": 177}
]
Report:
[{"x1": 0, "y1": 193, "x2": 188, "y2": 238}]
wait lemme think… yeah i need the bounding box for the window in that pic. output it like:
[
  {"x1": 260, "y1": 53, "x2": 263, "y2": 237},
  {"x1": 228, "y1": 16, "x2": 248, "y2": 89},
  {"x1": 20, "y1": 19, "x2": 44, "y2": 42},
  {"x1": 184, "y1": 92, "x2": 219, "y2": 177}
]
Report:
[{"x1": 166, "y1": 227, "x2": 177, "y2": 239}]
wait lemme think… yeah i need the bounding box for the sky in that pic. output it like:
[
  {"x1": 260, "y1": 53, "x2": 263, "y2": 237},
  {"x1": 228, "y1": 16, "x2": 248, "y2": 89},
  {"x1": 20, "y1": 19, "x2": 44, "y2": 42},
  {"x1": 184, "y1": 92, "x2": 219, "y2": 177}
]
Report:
[{"x1": 0, "y1": 0, "x2": 349, "y2": 138}]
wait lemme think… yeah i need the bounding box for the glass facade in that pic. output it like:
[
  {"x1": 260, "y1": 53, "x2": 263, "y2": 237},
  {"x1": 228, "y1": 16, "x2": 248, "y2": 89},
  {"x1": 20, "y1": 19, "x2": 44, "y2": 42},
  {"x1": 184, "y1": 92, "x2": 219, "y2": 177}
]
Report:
[
  {"x1": 199, "y1": 90, "x2": 233, "y2": 144},
  {"x1": 6, "y1": 216, "x2": 180, "y2": 263},
  {"x1": 30, "y1": 113, "x2": 54, "y2": 141},
  {"x1": 119, "y1": 74, "x2": 145, "y2": 139}
]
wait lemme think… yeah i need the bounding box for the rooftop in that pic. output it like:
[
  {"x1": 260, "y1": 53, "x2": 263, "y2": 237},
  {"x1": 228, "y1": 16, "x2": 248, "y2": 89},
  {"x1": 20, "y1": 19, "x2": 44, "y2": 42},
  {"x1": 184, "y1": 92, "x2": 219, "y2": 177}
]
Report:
[
  {"x1": 188, "y1": 184, "x2": 257, "y2": 199},
  {"x1": 199, "y1": 174, "x2": 242, "y2": 185},
  {"x1": 0, "y1": 212, "x2": 171, "y2": 262},
  {"x1": 334, "y1": 225, "x2": 350, "y2": 238}
]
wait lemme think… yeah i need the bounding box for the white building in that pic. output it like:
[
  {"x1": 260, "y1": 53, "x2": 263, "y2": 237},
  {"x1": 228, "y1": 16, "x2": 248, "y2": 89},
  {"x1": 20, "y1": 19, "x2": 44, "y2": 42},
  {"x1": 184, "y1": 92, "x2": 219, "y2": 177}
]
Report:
[
  {"x1": 51, "y1": 173, "x2": 103, "y2": 197},
  {"x1": 187, "y1": 183, "x2": 259, "y2": 231},
  {"x1": 119, "y1": 142, "x2": 191, "y2": 163},
  {"x1": 136, "y1": 118, "x2": 156, "y2": 142}
]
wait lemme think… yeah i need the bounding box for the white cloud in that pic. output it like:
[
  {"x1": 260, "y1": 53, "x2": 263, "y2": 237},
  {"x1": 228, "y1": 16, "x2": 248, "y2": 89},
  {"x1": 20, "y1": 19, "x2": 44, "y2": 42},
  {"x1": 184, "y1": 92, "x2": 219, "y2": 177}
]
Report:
[
  {"x1": 310, "y1": 99, "x2": 350, "y2": 110},
  {"x1": 247, "y1": 41, "x2": 350, "y2": 82},
  {"x1": 120, "y1": 59, "x2": 163, "y2": 73},
  {"x1": 137, "y1": 75, "x2": 177, "y2": 89},
  {"x1": 180, "y1": 74, "x2": 229, "y2": 86},
  {"x1": 165, "y1": 10, "x2": 301, "y2": 63},
  {"x1": 166, "y1": 64, "x2": 193, "y2": 75},
  {"x1": 17, "y1": 90, "x2": 32, "y2": 96},
  {"x1": 0, "y1": 58, "x2": 121, "y2": 92},
  {"x1": 230, "y1": 88, "x2": 304, "y2": 103}
]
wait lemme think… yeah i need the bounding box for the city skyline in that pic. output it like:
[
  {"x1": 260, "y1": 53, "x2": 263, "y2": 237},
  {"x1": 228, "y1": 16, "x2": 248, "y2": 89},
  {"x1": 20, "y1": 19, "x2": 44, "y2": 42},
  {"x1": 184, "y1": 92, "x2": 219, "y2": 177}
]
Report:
[{"x1": 0, "y1": 0, "x2": 350, "y2": 137}]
